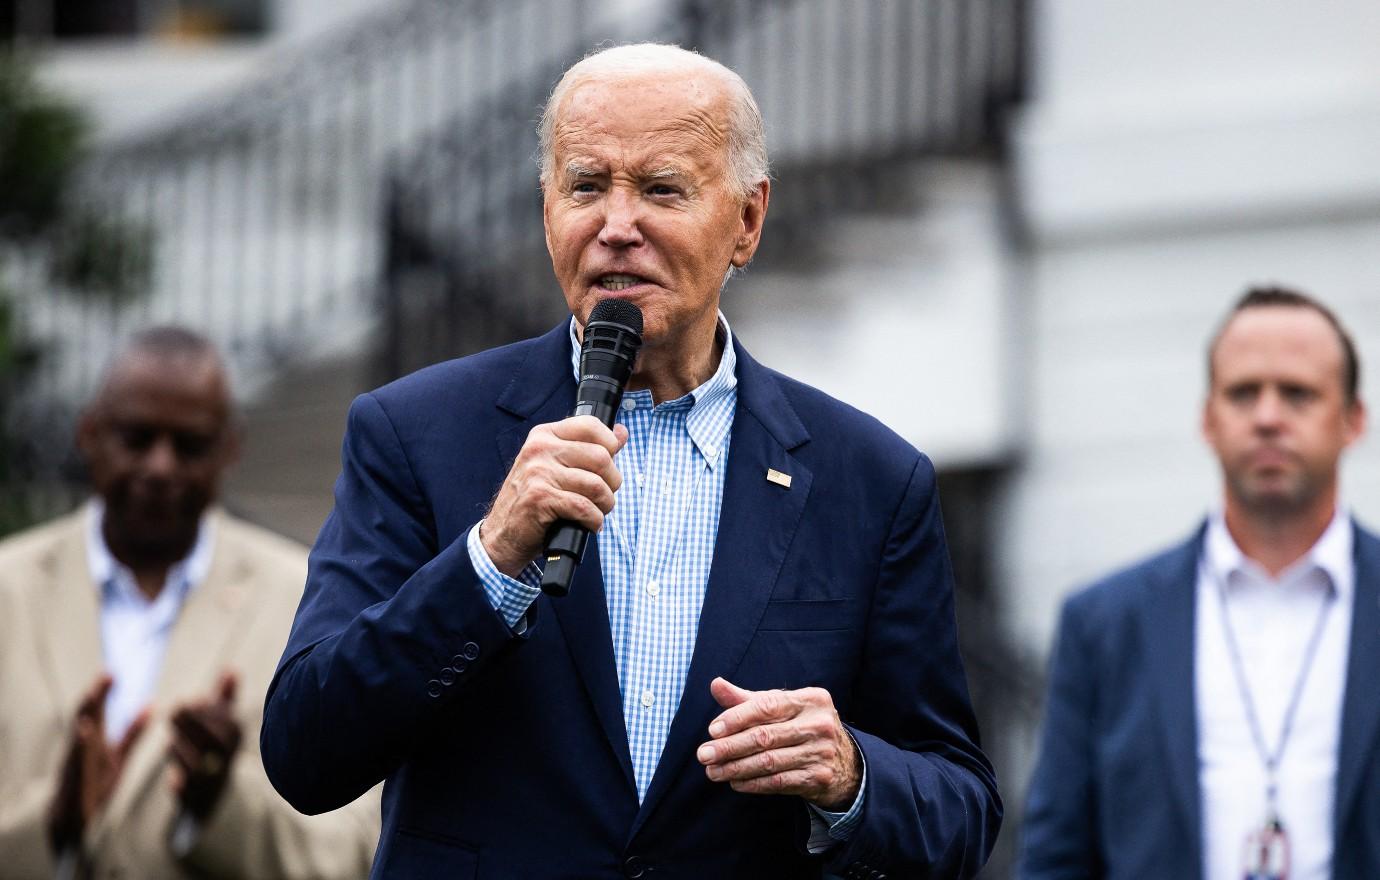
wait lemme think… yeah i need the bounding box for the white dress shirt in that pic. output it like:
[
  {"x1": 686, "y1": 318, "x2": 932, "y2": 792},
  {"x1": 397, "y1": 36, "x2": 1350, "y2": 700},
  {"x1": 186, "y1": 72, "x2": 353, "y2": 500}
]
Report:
[
  {"x1": 1196, "y1": 509, "x2": 1353, "y2": 880},
  {"x1": 85, "y1": 500, "x2": 214, "y2": 742}
]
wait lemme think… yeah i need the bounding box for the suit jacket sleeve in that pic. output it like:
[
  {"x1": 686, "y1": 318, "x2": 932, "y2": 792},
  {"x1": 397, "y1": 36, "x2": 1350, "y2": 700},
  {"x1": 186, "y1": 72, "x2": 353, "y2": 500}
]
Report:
[
  {"x1": 0, "y1": 774, "x2": 58, "y2": 877},
  {"x1": 1019, "y1": 593, "x2": 1104, "y2": 879},
  {"x1": 262, "y1": 391, "x2": 522, "y2": 814},
  {"x1": 824, "y1": 455, "x2": 1003, "y2": 878},
  {"x1": 185, "y1": 761, "x2": 381, "y2": 879}
]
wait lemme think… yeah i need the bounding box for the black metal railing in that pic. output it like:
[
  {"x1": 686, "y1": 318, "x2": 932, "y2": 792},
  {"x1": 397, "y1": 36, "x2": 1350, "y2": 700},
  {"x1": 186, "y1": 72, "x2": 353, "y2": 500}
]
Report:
[
  {"x1": 6, "y1": 0, "x2": 1024, "y2": 492},
  {"x1": 4, "y1": 0, "x2": 601, "y2": 503},
  {"x1": 380, "y1": 0, "x2": 1027, "y2": 375}
]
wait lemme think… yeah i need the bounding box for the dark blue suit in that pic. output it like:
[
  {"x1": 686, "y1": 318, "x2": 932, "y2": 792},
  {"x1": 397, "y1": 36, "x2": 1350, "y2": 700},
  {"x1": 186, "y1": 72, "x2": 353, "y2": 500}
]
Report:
[
  {"x1": 1020, "y1": 523, "x2": 1380, "y2": 879},
  {"x1": 261, "y1": 323, "x2": 1001, "y2": 879}
]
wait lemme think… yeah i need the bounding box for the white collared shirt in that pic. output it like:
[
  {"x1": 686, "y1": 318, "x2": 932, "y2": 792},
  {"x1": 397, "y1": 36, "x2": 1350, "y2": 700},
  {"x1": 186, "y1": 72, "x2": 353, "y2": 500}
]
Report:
[
  {"x1": 85, "y1": 500, "x2": 214, "y2": 742},
  {"x1": 1196, "y1": 509, "x2": 1353, "y2": 880}
]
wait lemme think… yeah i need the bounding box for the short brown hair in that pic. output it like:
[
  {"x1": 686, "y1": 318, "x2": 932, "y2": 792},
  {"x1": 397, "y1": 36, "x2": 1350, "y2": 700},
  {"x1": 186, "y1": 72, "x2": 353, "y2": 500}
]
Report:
[{"x1": 1207, "y1": 286, "x2": 1360, "y2": 404}]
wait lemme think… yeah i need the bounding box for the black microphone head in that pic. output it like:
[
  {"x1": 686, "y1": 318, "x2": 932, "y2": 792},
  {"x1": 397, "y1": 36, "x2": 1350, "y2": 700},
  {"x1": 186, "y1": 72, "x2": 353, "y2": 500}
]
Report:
[{"x1": 587, "y1": 299, "x2": 643, "y2": 337}]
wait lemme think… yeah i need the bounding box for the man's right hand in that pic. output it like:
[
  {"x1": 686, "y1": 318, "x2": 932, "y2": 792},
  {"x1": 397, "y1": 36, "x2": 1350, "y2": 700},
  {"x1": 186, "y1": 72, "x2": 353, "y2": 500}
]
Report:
[
  {"x1": 46, "y1": 675, "x2": 149, "y2": 855},
  {"x1": 481, "y1": 415, "x2": 627, "y2": 577}
]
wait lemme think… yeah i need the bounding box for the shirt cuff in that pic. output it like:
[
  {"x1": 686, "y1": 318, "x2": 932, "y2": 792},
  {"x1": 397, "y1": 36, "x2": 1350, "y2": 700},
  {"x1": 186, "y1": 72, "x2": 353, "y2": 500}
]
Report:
[
  {"x1": 804, "y1": 735, "x2": 867, "y2": 853},
  {"x1": 467, "y1": 521, "x2": 543, "y2": 631}
]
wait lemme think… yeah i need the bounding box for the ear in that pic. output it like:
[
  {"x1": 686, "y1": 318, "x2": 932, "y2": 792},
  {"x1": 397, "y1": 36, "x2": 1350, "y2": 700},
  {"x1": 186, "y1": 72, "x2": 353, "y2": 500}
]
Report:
[
  {"x1": 1344, "y1": 398, "x2": 1367, "y2": 448},
  {"x1": 1200, "y1": 394, "x2": 1217, "y2": 447},
  {"x1": 541, "y1": 180, "x2": 556, "y2": 260},
  {"x1": 221, "y1": 422, "x2": 244, "y2": 470},
  {"x1": 75, "y1": 408, "x2": 99, "y2": 460},
  {"x1": 730, "y1": 180, "x2": 770, "y2": 268}
]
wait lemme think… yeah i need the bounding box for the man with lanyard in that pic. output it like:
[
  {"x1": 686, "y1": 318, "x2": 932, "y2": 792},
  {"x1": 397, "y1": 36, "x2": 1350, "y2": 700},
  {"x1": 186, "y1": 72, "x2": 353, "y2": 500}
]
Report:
[{"x1": 1021, "y1": 287, "x2": 1380, "y2": 879}]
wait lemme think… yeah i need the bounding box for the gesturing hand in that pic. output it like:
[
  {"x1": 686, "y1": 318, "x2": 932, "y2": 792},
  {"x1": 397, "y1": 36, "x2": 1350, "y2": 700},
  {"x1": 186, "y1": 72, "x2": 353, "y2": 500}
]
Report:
[
  {"x1": 168, "y1": 671, "x2": 243, "y2": 821},
  {"x1": 481, "y1": 415, "x2": 628, "y2": 577},
  {"x1": 696, "y1": 677, "x2": 862, "y2": 811},
  {"x1": 47, "y1": 675, "x2": 150, "y2": 854}
]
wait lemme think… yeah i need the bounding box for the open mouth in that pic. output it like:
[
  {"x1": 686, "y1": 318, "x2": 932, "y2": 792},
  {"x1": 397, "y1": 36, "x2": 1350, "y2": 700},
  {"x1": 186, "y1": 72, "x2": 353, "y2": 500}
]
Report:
[{"x1": 597, "y1": 274, "x2": 647, "y2": 292}]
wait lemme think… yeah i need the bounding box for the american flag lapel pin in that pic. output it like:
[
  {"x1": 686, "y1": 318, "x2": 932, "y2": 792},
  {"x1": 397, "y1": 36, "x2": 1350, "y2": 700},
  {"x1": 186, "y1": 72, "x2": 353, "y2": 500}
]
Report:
[{"x1": 766, "y1": 468, "x2": 792, "y2": 489}]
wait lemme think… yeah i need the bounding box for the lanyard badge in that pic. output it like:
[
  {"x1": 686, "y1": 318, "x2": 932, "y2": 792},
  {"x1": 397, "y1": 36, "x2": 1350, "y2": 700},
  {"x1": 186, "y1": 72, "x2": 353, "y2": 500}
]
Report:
[{"x1": 1241, "y1": 812, "x2": 1290, "y2": 880}]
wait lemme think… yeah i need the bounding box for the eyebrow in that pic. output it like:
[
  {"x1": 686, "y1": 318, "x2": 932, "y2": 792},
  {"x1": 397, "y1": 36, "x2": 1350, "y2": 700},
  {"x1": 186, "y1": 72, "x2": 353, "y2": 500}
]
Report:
[
  {"x1": 564, "y1": 161, "x2": 602, "y2": 179},
  {"x1": 561, "y1": 161, "x2": 689, "y2": 181}
]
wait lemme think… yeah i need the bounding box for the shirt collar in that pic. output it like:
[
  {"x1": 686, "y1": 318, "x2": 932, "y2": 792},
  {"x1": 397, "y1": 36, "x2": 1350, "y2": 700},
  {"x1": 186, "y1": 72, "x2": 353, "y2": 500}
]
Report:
[
  {"x1": 85, "y1": 498, "x2": 215, "y2": 601},
  {"x1": 567, "y1": 312, "x2": 739, "y2": 467},
  {"x1": 1204, "y1": 507, "x2": 1353, "y2": 600}
]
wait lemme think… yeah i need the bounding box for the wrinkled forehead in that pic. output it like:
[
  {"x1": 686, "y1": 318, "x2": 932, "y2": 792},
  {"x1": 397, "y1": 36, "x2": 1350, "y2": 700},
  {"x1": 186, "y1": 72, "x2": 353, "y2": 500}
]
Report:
[{"x1": 551, "y1": 68, "x2": 731, "y2": 150}]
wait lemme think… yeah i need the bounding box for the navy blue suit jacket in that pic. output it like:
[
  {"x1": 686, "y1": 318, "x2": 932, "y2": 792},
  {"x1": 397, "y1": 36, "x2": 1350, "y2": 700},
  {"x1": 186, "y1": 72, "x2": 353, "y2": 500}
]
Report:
[
  {"x1": 1020, "y1": 522, "x2": 1380, "y2": 879},
  {"x1": 261, "y1": 323, "x2": 1001, "y2": 879}
]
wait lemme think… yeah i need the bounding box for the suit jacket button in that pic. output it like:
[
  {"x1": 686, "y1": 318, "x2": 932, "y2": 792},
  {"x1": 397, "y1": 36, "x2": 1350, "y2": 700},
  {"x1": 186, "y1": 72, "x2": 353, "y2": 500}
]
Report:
[
  {"x1": 426, "y1": 680, "x2": 443, "y2": 698},
  {"x1": 451, "y1": 656, "x2": 469, "y2": 673},
  {"x1": 462, "y1": 641, "x2": 480, "y2": 661},
  {"x1": 623, "y1": 856, "x2": 646, "y2": 878},
  {"x1": 439, "y1": 667, "x2": 456, "y2": 686}
]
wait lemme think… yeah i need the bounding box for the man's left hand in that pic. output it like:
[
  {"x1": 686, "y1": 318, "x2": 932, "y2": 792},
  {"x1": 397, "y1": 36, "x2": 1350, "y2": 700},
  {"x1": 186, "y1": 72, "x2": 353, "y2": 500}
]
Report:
[
  {"x1": 167, "y1": 671, "x2": 243, "y2": 821},
  {"x1": 697, "y1": 677, "x2": 861, "y2": 811}
]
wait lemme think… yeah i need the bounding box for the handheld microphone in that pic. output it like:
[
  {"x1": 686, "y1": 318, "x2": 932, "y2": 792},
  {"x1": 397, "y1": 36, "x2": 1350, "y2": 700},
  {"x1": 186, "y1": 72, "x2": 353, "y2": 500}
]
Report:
[{"x1": 540, "y1": 298, "x2": 643, "y2": 596}]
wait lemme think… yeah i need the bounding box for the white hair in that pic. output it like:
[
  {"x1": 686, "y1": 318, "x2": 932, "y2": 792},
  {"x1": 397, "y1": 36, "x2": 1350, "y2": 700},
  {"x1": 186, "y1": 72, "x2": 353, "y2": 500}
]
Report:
[{"x1": 537, "y1": 43, "x2": 769, "y2": 201}]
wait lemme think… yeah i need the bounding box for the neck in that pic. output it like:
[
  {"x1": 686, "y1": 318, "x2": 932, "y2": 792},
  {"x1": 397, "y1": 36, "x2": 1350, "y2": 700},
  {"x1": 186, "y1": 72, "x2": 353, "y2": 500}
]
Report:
[
  {"x1": 102, "y1": 519, "x2": 190, "y2": 601},
  {"x1": 130, "y1": 566, "x2": 171, "y2": 600},
  {"x1": 1222, "y1": 492, "x2": 1338, "y2": 578},
  {"x1": 627, "y1": 321, "x2": 723, "y2": 404}
]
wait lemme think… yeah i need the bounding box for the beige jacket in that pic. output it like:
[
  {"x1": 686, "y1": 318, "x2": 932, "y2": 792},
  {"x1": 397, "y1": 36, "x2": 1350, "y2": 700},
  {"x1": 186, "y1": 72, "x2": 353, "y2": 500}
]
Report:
[{"x1": 0, "y1": 505, "x2": 380, "y2": 879}]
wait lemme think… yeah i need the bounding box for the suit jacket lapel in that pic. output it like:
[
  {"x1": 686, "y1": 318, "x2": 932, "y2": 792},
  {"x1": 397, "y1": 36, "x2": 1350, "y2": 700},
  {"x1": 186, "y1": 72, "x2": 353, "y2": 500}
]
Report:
[
  {"x1": 631, "y1": 341, "x2": 812, "y2": 837},
  {"x1": 97, "y1": 509, "x2": 264, "y2": 832},
  {"x1": 28, "y1": 509, "x2": 105, "y2": 721},
  {"x1": 495, "y1": 323, "x2": 637, "y2": 793},
  {"x1": 1141, "y1": 528, "x2": 1204, "y2": 869},
  {"x1": 1334, "y1": 523, "x2": 1380, "y2": 831}
]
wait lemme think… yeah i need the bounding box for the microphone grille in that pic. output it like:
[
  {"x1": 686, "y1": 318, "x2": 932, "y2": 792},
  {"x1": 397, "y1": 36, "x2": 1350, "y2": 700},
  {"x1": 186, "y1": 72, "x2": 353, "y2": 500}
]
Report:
[{"x1": 588, "y1": 299, "x2": 643, "y2": 336}]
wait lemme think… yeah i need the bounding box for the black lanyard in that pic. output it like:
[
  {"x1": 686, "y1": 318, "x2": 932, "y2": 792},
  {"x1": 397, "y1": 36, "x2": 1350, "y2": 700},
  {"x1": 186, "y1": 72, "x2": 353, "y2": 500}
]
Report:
[{"x1": 1208, "y1": 560, "x2": 1336, "y2": 817}]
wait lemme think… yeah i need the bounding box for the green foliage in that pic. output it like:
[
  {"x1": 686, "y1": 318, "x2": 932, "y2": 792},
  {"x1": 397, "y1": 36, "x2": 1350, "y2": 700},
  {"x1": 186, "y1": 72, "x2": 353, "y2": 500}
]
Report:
[
  {"x1": 50, "y1": 211, "x2": 157, "y2": 302},
  {"x1": 0, "y1": 53, "x2": 90, "y2": 239},
  {"x1": 0, "y1": 291, "x2": 43, "y2": 535},
  {"x1": 0, "y1": 51, "x2": 111, "y2": 536}
]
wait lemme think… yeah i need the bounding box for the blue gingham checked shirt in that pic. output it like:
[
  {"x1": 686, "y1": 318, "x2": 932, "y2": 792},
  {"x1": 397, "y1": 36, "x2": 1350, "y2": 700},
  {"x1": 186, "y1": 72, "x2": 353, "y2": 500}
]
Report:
[{"x1": 467, "y1": 314, "x2": 862, "y2": 847}]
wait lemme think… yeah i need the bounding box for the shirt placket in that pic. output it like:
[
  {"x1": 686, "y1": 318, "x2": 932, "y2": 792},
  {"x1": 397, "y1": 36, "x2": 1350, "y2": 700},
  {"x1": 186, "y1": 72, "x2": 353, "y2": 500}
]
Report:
[{"x1": 626, "y1": 405, "x2": 693, "y2": 798}]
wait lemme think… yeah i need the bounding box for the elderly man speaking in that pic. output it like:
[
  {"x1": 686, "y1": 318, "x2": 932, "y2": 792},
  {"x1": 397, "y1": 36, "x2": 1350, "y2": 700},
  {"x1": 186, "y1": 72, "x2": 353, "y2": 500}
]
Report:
[{"x1": 263, "y1": 43, "x2": 1000, "y2": 878}]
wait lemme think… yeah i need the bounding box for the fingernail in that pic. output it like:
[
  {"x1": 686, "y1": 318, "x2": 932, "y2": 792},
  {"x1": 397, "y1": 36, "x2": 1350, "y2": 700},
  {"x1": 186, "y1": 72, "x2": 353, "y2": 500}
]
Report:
[
  {"x1": 709, "y1": 721, "x2": 724, "y2": 737},
  {"x1": 707, "y1": 766, "x2": 722, "y2": 780},
  {"x1": 697, "y1": 745, "x2": 715, "y2": 763}
]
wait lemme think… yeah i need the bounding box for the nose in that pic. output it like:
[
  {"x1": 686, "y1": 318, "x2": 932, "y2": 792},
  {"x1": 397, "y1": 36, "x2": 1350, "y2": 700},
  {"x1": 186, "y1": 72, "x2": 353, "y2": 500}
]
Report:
[
  {"x1": 596, "y1": 188, "x2": 644, "y2": 249},
  {"x1": 1252, "y1": 388, "x2": 1285, "y2": 432},
  {"x1": 142, "y1": 434, "x2": 179, "y2": 479}
]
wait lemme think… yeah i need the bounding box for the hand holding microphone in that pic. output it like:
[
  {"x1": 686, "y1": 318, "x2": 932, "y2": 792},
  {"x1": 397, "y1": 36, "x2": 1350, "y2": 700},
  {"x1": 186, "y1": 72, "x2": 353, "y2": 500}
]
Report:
[{"x1": 480, "y1": 300, "x2": 643, "y2": 592}]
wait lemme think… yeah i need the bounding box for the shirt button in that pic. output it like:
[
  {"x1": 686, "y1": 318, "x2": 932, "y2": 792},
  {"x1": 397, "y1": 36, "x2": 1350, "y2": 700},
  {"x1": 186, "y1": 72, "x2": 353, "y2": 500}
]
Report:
[
  {"x1": 622, "y1": 397, "x2": 636, "y2": 411},
  {"x1": 636, "y1": 472, "x2": 645, "y2": 486},
  {"x1": 646, "y1": 580, "x2": 660, "y2": 597},
  {"x1": 641, "y1": 689, "x2": 655, "y2": 708}
]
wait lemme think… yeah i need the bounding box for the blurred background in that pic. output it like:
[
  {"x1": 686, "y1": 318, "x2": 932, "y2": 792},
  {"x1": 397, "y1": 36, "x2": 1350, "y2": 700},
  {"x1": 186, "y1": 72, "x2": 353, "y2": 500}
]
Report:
[{"x1": 2, "y1": 1, "x2": 1378, "y2": 875}]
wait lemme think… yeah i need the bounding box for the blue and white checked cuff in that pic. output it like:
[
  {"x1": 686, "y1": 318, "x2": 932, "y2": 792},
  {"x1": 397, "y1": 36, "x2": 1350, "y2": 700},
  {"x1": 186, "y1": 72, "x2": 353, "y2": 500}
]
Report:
[
  {"x1": 467, "y1": 521, "x2": 543, "y2": 630},
  {"x1": 805, "y1": 736, "x2": 866, "y2": 853}
]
